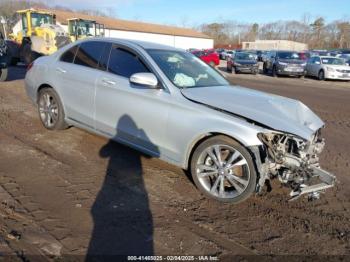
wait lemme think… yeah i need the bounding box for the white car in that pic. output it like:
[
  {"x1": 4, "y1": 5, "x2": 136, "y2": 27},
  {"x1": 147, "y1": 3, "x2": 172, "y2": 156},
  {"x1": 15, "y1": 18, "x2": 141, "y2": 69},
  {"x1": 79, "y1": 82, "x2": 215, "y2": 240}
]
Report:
[{"x1": 306, "y1": 56, "x2": 350, "y2": 81}]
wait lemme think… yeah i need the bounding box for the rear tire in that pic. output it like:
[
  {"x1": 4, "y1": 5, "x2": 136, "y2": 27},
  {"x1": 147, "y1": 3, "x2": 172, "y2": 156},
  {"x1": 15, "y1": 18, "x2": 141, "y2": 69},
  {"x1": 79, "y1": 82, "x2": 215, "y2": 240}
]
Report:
[
  {"x1": 190, "y1": 135, "x2": 257, "y2": 203},
  {"x1": 0, "y1": 68, "x2": 8, "y2": 82},
  {"x1": 37, "y1": 88, "x2": 68, "y2": 130}
]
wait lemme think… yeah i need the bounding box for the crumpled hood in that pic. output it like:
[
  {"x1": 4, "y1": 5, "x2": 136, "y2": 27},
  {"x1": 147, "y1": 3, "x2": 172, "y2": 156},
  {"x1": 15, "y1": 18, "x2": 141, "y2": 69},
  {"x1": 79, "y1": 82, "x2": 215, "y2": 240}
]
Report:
[{"x1": 181, "y1": 85, "x2": 324, "y2": 140}]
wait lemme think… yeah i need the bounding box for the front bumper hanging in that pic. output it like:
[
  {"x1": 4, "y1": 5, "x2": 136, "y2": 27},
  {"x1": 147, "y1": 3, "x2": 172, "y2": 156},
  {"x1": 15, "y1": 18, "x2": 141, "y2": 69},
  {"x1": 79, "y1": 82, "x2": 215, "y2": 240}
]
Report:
[{"x1": 289, "y1": 166, "x2": 336, "y2": 201}]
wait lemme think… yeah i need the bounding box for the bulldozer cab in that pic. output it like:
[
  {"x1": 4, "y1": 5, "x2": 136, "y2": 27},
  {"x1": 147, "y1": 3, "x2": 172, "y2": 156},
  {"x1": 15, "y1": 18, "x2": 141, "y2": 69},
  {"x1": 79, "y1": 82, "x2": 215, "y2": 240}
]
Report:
[
  {"x1": 68, "y1": 18, "x2": 105, "y2": 41},
  {"x1": 14, "y1": 9, "x2": 70, "y2": 63},
  {"x1": 16, "y1": 9, "x2": 55, "y2": 40}
]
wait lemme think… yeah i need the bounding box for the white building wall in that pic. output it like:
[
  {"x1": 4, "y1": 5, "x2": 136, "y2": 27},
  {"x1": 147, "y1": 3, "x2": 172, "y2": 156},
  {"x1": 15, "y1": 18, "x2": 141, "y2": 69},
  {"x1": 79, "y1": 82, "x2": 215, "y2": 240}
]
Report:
[
  {"x1": 242, "y1": 40, "x2": 308, "y2": 51},
  {"x1": 105, "y1": 29, "x2": 213, "y2": 50},
  {"x1": 174, "y1": 35, "x2": 213, "y2": 50},
  {"x1": 12, "y1": 20, "x2": 213, "y2": 50}
]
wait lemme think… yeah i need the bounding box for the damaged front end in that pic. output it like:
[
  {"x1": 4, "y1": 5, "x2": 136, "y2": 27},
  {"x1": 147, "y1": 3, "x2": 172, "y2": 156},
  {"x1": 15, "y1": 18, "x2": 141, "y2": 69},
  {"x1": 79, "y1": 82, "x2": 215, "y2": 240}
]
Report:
[{"x1": 252, "y1": 130, "x2": 336, "y2": 201}]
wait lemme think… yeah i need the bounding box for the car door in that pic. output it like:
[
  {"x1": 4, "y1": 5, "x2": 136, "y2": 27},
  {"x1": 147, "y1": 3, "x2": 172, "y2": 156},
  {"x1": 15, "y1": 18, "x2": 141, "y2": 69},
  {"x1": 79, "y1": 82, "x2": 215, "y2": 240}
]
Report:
[
  {"x1": 95, "y1": 44, "x2": 170, "y2": 156},
  {"x1": 54, "y1": 41, "x2": 107, "y2": 128},
  {"x1": 306, "y1": 57, "x2": 315, "y2": 76},
  {"x1": 313, "y1": 57, "x2": 322, "y2": 76}
]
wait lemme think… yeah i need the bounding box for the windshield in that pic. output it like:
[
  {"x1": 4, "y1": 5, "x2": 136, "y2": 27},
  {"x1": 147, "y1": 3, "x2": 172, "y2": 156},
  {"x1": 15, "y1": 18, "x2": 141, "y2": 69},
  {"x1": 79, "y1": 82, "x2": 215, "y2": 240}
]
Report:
[
  {"x1": 31, "y1": 13, "x2": 53, "y2": 27},
  {"x1": 321, "y1": 57, "x2": 346, "y2": 65},
  {"x1": 70, "y1": 20, "x2": 93, "y2": 36},
  {"x1": 277, "y1": 52, "x2": 301, "y2": 60},
  {"x1": 148, "y1": 49, "x2": 229, "y2": 89},
  {"x1": 235, "y1": 52, "x2": 256, "y2": 60}
]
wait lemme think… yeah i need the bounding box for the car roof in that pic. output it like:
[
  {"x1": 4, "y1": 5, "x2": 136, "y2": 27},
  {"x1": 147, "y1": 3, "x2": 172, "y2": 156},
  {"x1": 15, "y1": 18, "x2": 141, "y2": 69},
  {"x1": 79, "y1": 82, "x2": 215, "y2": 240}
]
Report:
[{"x1": 78, "y1": 37, "x2": 182, "y2": 51}]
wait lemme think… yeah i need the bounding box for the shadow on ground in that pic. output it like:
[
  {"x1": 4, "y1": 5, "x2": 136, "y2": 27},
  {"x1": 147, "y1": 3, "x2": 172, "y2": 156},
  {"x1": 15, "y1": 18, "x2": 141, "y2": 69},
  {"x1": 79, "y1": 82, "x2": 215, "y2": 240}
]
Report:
[{"x1": 86, "y1": 115, "x2": 157, "y2": 260}]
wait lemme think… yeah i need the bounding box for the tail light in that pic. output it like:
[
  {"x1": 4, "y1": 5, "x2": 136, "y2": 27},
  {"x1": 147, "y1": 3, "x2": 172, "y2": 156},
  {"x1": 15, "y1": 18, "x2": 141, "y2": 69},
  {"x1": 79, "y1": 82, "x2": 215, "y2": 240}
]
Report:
[{"x1": 27, "y1": 62, "x2": 34, "y2": 72}]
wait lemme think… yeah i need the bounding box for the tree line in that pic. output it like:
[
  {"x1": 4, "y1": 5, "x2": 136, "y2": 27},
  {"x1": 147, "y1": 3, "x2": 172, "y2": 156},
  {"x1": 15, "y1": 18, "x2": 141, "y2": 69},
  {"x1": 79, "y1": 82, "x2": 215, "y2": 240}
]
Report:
[
  {"x1": 199, "y1": 15, "x2": 350, "y2": 49},
  {"x1": 1, "y1": 1, "x2": 349, "y2": 50}
]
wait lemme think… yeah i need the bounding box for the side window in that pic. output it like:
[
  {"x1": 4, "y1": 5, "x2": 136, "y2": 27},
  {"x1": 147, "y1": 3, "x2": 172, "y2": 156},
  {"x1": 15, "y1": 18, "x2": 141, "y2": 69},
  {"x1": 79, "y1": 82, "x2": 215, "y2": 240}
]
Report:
[
  {"x1": 60, "y1": 45, "x2": 79, "y2": 63},
  {"x1": 315, "y1": 57, "x2": 321, "y2": 64},
  {"x1": 74, "y1": 41, "x2": 106, "y2": 69},
  {"x1": 108, "y1": 47, "x2": 149, "y2": 78}
]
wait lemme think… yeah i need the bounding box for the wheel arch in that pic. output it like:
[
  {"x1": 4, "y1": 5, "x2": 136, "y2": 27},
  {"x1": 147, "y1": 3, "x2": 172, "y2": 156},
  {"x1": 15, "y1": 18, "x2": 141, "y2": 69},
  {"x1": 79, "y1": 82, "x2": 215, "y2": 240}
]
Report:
[
  {"x1": 37, "y1": 83, "x2": 54, "y2": 103},
  {"x1": 36, "y1": 83, "x2": 67, "y2": 115},
  {"x1": 184, "y1": 132, "x2": 254, "y2": 170}
]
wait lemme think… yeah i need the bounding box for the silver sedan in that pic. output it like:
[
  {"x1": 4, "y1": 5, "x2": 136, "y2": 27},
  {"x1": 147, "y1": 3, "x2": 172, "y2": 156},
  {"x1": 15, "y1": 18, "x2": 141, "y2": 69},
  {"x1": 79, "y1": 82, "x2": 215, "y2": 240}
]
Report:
[{"x1": 25, "y1": 38, "x2": 335, "y2": 203}]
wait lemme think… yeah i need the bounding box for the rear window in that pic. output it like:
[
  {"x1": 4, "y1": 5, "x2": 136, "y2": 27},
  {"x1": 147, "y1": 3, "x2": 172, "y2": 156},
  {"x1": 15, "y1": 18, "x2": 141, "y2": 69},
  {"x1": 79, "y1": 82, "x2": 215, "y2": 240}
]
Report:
[
  {"x1": 60, "y1": 45, "x2": 78, "y2": 63},
  {"x1": 277, "y1": 52, "x2": 301, "y2": 60},
  {"x1": 74, "y1": 41, "x2": 106, "y2": 69}
]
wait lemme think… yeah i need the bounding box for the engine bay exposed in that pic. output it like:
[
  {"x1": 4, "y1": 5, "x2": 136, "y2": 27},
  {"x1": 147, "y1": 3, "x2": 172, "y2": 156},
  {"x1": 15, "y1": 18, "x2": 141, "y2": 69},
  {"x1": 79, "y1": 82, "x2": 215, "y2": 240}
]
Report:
[{"x1": 256, "y1": 130, "x2": 335, "y2": 200}]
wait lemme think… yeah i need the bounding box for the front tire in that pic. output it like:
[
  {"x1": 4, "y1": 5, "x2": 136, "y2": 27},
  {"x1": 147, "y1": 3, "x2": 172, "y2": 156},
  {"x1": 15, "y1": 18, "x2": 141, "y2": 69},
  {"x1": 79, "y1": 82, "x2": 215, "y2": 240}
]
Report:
[
  {"x1": 37, "y1": 88, "x2": 68, "y2": 130},
  {"x1": 318, "y1": 70, "x2": 325, "y2": 81},
  {"x1": 190, "y1": 136, "x2": 257, "y2": 203}
]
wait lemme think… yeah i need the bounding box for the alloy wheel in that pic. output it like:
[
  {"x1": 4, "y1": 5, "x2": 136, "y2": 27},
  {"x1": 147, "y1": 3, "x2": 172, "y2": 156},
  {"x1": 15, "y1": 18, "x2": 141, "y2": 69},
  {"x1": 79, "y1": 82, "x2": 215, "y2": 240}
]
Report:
[
  {"x1": 195, "y1": 144, "x2": 250, "y2": 199},
  {"x1": 38, "y1": 92, "x2": 59, "y2": 128}
]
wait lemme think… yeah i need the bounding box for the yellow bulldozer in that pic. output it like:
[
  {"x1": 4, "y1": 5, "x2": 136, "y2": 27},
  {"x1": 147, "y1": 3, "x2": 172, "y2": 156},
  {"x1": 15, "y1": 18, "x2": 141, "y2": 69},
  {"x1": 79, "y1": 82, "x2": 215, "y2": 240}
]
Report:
[
  {"x1": 67, "y1": 18, "x2": 105, "y2": 42},
  {"x1": 12, "y1": 9, "x2": 71, "y2": 64}
]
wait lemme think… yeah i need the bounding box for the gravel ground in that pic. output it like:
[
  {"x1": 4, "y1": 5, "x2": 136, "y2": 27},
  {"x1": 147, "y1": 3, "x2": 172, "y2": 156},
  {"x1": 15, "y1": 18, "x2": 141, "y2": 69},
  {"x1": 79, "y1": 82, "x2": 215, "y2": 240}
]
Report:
[{"x1": 0, "y1": 65, "x2": 349, "y2": 260}]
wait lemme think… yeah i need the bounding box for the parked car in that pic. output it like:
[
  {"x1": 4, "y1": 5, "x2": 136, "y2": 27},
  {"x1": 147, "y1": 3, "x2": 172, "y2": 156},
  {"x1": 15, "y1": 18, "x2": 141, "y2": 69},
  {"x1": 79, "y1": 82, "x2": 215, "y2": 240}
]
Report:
[
  {"x1": 263, "y1": 51, "x2": 306, "y2": 77},
  {"x1": 187, "y1": 48, "x2": 198, "y2": 53},
  {"x1": 338, "y1": 54, "x2": 350, "y2": 65},
  {"x1": 225, "y1": 50, "x2": 235, "y2": 60},
  {"x1": 0, "y1": 33, "x2": 8, "y2": 82},
  {"x1": 298, "y1": 51, "x2": 311, "y2": 61},
  {"x1": 306, "y1": 56, "x2": 350, "y2": 81},
  {"x1": 227, "y1": 52, "x2": 259, "y2": 74},
  {"x1": 191, "y1": 49, "x2": 219, "y2": 67},
  {"x1": 257, "y1": 50, "x2": 267, "y2": 62},
  {"x1": 221, "y1": 50, "x2": 234, "y2": 60},
  {"x1": 310, "y1": 50, "x2": 331, "y2": 57},
  {"x1": 216, "y1": 49, "x2": 226, "y2": 60},
  {"x1": 25, "y1": 38, "x2": 335, "y2": 203}
]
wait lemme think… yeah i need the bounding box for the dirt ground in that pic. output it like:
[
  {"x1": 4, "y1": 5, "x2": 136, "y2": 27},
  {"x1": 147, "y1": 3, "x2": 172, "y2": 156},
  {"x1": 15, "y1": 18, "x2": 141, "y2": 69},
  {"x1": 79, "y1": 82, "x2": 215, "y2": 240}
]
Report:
[{"x1": 0, "y1": 65, "x2": 349, "y2": 260}]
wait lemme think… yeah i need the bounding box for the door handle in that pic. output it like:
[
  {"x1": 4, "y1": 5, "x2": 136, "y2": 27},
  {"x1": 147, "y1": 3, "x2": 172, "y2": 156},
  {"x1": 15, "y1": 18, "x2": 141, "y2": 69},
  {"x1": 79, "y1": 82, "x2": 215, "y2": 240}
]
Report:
[
  {"x1": 102, "y1": 79, "x2": 116, "y2": 86},
  {"x1": 56, "y1": 67, "x2": 66, "y2": 73}
]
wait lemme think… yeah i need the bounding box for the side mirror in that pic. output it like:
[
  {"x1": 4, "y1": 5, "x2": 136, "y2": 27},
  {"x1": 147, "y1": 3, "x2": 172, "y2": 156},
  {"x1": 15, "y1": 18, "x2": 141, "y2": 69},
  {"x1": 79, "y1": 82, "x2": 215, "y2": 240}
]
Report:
[
  {"x1": 315, "y1": 61, "x2": 321, "y2": 65},
  {"x1": 130, "y1": 73, "x2": 159, "y2": 89}
]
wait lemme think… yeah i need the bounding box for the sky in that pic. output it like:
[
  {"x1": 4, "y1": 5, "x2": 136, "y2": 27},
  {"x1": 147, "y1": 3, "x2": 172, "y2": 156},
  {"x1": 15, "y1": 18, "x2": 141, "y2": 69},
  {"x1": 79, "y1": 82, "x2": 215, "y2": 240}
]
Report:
[{"x1": 46, "y1": 0, "x2": 350, "y2": 26}]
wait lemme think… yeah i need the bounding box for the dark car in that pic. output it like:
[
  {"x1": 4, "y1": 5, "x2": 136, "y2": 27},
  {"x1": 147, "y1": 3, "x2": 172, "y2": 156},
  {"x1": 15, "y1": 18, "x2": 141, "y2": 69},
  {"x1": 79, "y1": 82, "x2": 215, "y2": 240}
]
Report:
[
  {"x1": 0, "y1": 33, "x2": 8, "y2": 81},
  {"x1": 227, "y1": 52, "x2": 259, "y2": 74},
  {"x1": 263, "y1": 51, "x2": 306, "y2": 77}
]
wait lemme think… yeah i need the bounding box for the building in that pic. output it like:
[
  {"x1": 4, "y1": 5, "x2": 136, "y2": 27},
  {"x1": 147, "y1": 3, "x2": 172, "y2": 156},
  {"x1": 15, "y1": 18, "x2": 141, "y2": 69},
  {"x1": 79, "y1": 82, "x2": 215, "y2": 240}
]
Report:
[
  {"x1": 12, "y1": 9, "x2": 213, "y2": 50},
  {"x1": 242, "y1": 40, "x2": 308, "y2": 51}
]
